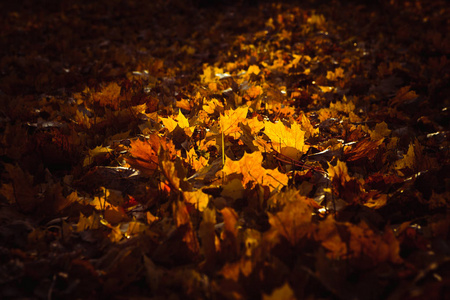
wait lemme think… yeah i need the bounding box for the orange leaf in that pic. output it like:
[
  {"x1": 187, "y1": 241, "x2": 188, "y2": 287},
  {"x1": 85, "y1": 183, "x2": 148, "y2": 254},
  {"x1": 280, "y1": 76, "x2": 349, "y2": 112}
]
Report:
[
  {"x1": 346, "y1": 222, "x2": 402, "y2": 265},
  {"x1": 313, "y1": 216, "x2": 347, "y2": 259},
  {"x1": 126, "y1": 135, "x2": 176, "y2": 176},
  {"x1": 220, "y1": 207, "x2": 240, "y2": 259},
  {"x1": 92, "y1": 82, "x2": 121, "y2": 110},
  {"x1": 199, "y1": 207, "x2": 217, "y2": 269},
  {"x1": 267, "y1": 198, "x2": 312, "y2": 246},
  {"x1": 222, "y1": 152, "x2": 288, "y2": 192},
  {"x1": 174, "y1": 200, "x2": 200, "y2": 256}
]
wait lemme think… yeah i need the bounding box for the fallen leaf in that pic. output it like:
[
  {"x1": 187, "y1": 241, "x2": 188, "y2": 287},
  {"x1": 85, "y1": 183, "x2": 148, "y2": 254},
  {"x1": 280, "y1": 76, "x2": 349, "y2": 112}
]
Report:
[{"x1": 222, "y1": 151, "x2": 288, "y2": 192}]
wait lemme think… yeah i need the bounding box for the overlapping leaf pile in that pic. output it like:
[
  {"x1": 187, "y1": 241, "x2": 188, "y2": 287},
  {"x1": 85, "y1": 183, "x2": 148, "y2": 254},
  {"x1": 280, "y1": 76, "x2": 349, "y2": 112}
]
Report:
[{"x1": 0, "y1": 0, "x2": 449, "y2": 299}]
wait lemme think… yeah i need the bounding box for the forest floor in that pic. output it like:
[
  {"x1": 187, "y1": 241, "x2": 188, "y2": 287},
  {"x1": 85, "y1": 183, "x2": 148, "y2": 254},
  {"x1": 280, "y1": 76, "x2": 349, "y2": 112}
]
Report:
[{"x1": 0, "y1": 0, "x2": 449, "y2": 299}]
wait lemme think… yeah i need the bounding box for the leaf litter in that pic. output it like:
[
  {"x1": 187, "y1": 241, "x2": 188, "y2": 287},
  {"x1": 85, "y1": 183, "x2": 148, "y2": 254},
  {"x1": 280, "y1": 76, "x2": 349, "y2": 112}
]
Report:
[{"x1": 0, "y1": 0, "x2": 449, "y2": 299}]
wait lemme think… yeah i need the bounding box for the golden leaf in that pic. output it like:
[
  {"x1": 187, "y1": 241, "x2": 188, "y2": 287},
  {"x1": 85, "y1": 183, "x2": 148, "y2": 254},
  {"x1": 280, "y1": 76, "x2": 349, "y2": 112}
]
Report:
[
  {"x1": 264, "y1": 121, "x2": 307, "y2": 154},
  {"x1": 222, "y1": 151, "x2": 288, "y2": 191},
  {"x1": 92, "y1": 82, "x2": 121, "y2": 110},
  {"x1": 76, "y1": 212, "x2": 101, "y2": 232},
  {"x1": 247, "y1": 65, "x2": 261, "y2": 75},
  {"x1": 219, "y1": 106, "x2": 249, "y2": 136},
  {"x1": 263, "y1": 282, "x2": 295, "y2": 300},
  {"x1": 183, "y1": 189, "x2": 209, "y2": 211},
  {"x1": 202, "y1": 98, "x2": 224, "y2": 114},
  {"x1": 298, "y1": 113, "x2": 319, "y2": 138},
  {"x1": 370, "y1": 121, "x2": 391, "y2": 141},
  {"x1": 326, "y1": 67, "x2": 344, "y2": 81},
  {"x1": 200, "y1": 65, "x2": 224, "y2": 83},
  {"x1": 394, "y1": 143, "x2": 415, "y2": 171},
  {"x1": 267, "y1": 196, "x2": 312, "y2": 245}
]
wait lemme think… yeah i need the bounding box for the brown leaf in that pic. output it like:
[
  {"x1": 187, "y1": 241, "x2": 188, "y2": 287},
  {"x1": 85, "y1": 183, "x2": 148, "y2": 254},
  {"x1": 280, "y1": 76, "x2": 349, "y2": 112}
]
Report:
[
  {"x1": 345, "y1": 138, "x2": 383, "y2": 162},
  {"x1": 220, "y1": 207, "x2": 240, "y2": 260}
]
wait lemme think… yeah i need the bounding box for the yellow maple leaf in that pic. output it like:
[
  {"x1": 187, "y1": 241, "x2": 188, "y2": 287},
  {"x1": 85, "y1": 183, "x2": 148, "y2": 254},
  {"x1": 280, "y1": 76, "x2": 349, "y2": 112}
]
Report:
[
  {"x1": 92, "y1": 82, "x2": 121, "y2": 110},
  {"x1": 247, "y1": 65, "x2": 261, "y2": 75},
  {"x1": 298, "y1": 113, "x2": 319, "y2": 137},
  {"x1": 202, "y1": 98, "x2": 224, "y2": 114},
  {"x1": 327, "y1": 159, "x2": 351, "y2": 186},
  {"x1": 219, "y1": 106, "x2": 249, "y2": 136},
  {"x1": 330, "y1": 99, "x2": 355, "y2": 114},
  {"x1": 183, "y1": 190, "x2": 209, "y2": 211},
  {"x1": 264, "y1": 121, "x2": 307, "y2": 156},
  {"x1": 222, "y1": 151, "x2": 288, "y2": 191},
  {"x1": 370, "y1": 121, "x2": 391, "y2": 141},
  {"x1": 160, "y1": 110, "x2": 191, "y2": 133},
  {"x1": 394, "y1": 143, "x2": 415, "y2": 171},
  {"x1": 263, "y1": 283, "x2": 295, "y2": 300},
  {"x1": 242, "y1": 117, "x2": 265, "y2": 135},
  {"x1": 326, "y1": 67, "x2": 345, "y2": 81},
  {"x1": 200, "y1": 65, "x2": 224, "y2": 83},
  {"x1": 83, "y1": 145, "x2": 111, "y2": 167}
]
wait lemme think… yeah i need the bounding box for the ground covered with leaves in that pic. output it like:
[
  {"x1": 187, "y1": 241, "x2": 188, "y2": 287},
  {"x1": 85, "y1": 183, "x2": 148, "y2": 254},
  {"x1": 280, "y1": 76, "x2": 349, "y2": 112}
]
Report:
[{"x1": 0, "y1": 0, "x2": 449, "y2": 299}]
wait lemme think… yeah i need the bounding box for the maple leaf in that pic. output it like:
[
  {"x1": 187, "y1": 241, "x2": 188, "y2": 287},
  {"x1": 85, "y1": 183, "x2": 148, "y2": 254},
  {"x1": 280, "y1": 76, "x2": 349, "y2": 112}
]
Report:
[
  {"x1": 222, "y1": 151, "x2": 288, "y2": 192},
  {"x1": 327, "y1": 160, "x2": 364, "y2": 204},
  {"x1": 174, "y1": 200, "x2": 200, "y2": 257},
  {"x1": 76, "y1": 212, "x2": 101, "y2": 232},
  {"x1": 345, "y1": 222, "x2": 402, "y2": 265},
  {"x1": 389, "y1": 86, "x2": 418, "y2": 107},
  {"x1": 267, "y1": 196, "x2": 312, "y2": 246},
  {"x1": 313, "y1": 216, "x2": 347, "y2": 259},
  {"x1": 126, "y1": 135, "x2": 176, "y2": 176},
  {"x1": 182, "y1": 189, "x2": 209, "y2": 211},
  {"x1": 297, "y1": 113, "x2": 319, "y2": 138},
  {"x1": 200, "y1": 65, "x2": 224, "y2": 83},
  {"x1": 83, "y1": 145, "x2": 111, "y2": 167},
  {"x1": 344, "y1": 138, "x2": 384, "y2": 162},
  {"x1": 160, "y1": 110, "x2": 192, "y2": 136},
  {"x1": 326, "y1": 67, "x2": 345, "y2": 81},
  {"x1": 263, "y1": 282, "x2": 295, "y2": 300},
  {"x1": 369, "y1": 121, "x2": 391, "y2": 141},
  {"x1": 1, "y1": 164, "x2": 39, "y2": 212},
  {"x1": 202, "y1": 98, "x2": 224, "y2": 114},
  {"x1": 264, "y1": 120, "x2": 308, "y2": 159},
  {"x1": 160, "y1": 157, "x2": 190, "y2": 191},
  {"x1": 92, "y1": 82, "x2": 122, "y2": 110},
  {"x1": 329, "y1": 97, "x2": 355, "y2": 114},
  {"x1": 219, "y1": 207, "x2": 240, "y2": 260},
  {"x1": 394, "y1": 142, "x2": 416, "y2": 173},
  {"x1": 199, "y1": 207, "x2": 217, "y2": 269},
  {"x1": 219, "y1": 106, "x2": 249, "y2": 136}
]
